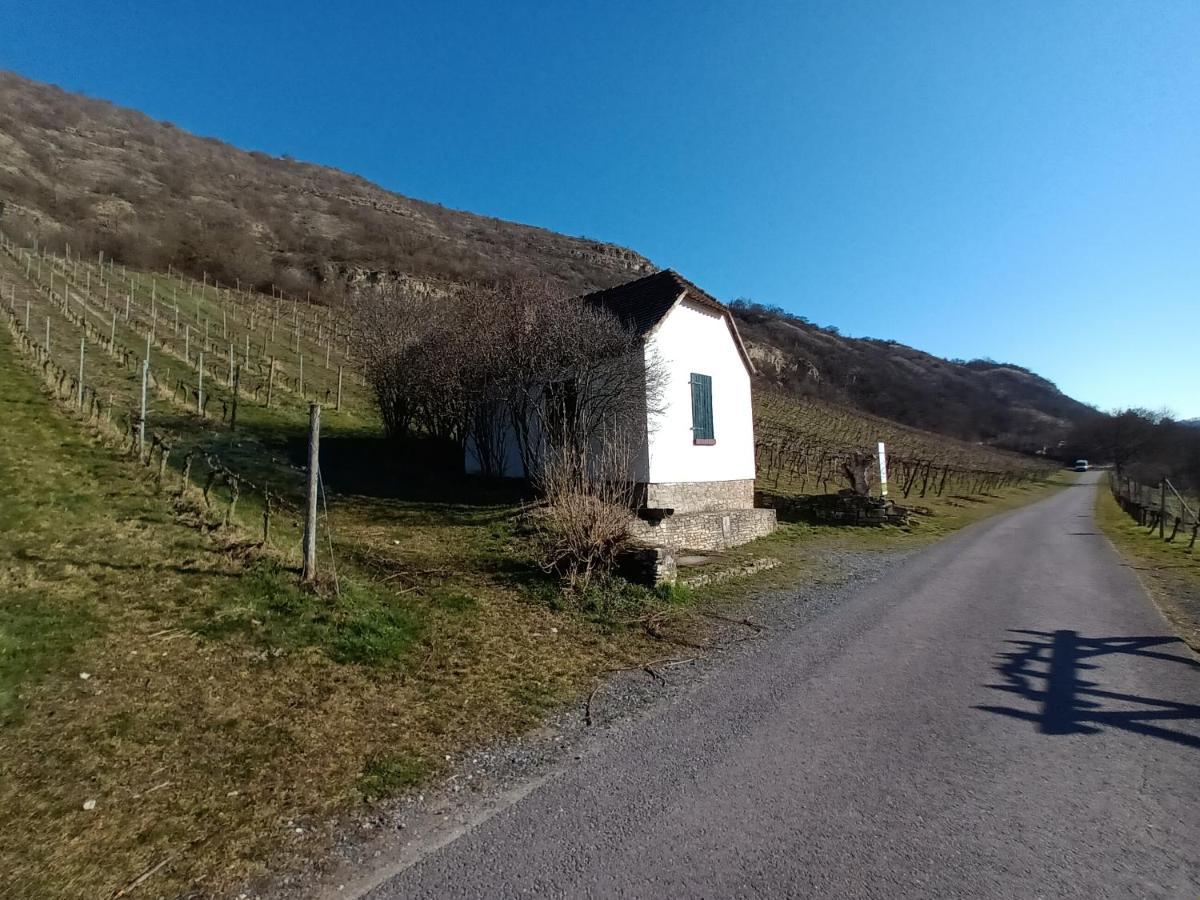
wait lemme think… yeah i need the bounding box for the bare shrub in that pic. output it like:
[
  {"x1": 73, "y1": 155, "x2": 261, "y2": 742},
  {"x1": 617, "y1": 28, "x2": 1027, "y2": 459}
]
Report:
[
  {"x1": 351, "y1": 276, "x2": 663, "y2": 480},
  {"x1": 349, "y1": 282, "x2": 450, "y2": 441},
  {"x1": 526, "y1": 435, "x2": 638, "y2": 592}
]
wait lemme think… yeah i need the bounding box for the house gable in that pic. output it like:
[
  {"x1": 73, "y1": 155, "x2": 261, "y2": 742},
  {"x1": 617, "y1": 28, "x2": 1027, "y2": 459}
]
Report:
[
  {"x1": 642, "y1": 297, "x2": 757, "y2": 487},
  {"x1": 584, "y1": 269, "x2": 756, "y2": 377}
]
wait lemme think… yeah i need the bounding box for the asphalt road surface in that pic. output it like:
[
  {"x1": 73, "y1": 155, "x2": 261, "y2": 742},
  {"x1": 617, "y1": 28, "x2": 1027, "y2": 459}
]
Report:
[{"x1": 369, "y1": 472, "x2": 1200, "y2": 899}]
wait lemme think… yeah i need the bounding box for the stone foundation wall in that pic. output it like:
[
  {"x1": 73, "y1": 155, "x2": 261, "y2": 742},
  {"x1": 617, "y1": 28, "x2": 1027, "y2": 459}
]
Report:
[
  {"x1": 629, "y1": 507, "x2": 777, "y2": 553},
  {"x1": 642, "y1": 479, "x2": 756, "y2": 514}
]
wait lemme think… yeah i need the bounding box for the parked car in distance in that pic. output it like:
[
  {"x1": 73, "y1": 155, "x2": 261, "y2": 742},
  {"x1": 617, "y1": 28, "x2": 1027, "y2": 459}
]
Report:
[{"x1": 1074, "y1": 459, "x2": 1090, "y2": 472}]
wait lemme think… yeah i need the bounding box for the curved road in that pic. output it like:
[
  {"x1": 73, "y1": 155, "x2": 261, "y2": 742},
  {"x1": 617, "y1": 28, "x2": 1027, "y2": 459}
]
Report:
[{"x1": 369, "y1": 473, "x2": 1200, "y2": 898}]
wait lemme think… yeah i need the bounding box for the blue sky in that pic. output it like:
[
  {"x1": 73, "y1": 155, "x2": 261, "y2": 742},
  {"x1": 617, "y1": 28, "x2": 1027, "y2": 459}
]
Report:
[{"x1": 4, "y1": 1, "x2": 1198, "y2": 416}]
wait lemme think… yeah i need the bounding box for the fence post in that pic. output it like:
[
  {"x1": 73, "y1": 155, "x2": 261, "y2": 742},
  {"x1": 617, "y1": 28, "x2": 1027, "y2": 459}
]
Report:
[
  {"x1": 138, "y1": 359, "x2": 148, "y2": 458},
  {"x1": 267, "y1": 355, "x2": 275, "y2": 408},
  {"x1": 1159, "y1": 481, "x2": 1166, "y2": 539},
  {"x1": 336, "y1": 365, "x2": 343, "y2": 412},
  {"x1": 197, "y1": 352, "x2": 205, "y2": 416},
  {"x1": 231, "y1": 363, "x2": 241, "y2": 431},
  {"x1": 77, "y1": 337, "x2": 85, "y2": 409},
  {"x1": 301, "y1": 402, "x2": 321, "y2": 583}
]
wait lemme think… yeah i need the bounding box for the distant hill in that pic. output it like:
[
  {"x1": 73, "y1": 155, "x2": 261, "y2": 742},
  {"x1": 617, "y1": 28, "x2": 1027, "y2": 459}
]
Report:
[
  {"x1": 0, "y1": 70, "x2": 1095, "y2": 451},
  {"x1": 733, "y1": 300, "x2": 1098, "y2": 449}
]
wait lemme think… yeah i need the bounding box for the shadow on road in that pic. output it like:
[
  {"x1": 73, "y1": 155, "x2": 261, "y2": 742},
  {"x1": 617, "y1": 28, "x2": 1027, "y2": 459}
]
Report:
[{"x1": 976, "y1": 629, "x2": 1200, "y2": 750}]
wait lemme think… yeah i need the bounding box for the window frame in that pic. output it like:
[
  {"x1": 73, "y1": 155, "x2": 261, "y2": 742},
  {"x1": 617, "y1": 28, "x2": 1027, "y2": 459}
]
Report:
[{"x1": 689, "y1": 372, "x2": 715, "y2": 445}]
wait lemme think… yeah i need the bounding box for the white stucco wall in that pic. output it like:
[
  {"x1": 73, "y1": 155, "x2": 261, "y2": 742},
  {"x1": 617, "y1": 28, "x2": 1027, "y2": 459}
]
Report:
[
  {"x1": 644, "y1": 299, "x2": 756, "y2": 484},
  {"x1": 466, "y1": 298, "x2": 755, "y2": 486}
]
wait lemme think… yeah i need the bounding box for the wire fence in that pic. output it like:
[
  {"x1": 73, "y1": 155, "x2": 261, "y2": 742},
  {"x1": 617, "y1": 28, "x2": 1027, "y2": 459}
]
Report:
[
  {"x1": 1110, "y1": 472, "x2": 1199, "y2": 549},
  {"x1": 0, "y1": 234, "x2": 345, "y2": 583}
]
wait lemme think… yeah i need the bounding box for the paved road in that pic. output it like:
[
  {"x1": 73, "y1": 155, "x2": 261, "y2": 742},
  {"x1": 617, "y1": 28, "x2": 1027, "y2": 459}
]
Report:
[{"x1": 370, "y1": 473, "x2": 1200, "y2": 898}]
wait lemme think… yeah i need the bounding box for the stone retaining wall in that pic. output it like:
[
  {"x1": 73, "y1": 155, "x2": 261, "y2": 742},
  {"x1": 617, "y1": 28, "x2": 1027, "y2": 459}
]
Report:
[
  {"x1": 629, "y1": 507, "x2": 777, "y2": 552},
  {"x1": 642, "y1": 478, "x2": 756, "y2": 514}
]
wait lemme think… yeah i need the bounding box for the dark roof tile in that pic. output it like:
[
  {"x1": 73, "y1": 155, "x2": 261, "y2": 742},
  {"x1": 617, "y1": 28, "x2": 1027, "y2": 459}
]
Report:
[{"x1": 583, "y1": 269, "x2": 726, "y2": 337}]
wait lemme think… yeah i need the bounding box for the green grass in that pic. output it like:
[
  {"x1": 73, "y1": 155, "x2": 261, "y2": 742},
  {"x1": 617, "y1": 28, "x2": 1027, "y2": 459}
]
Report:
[
  {"x1": 1094, "y1": 482, "x2": 1200, "y2": 652},
  {"x1": 0, "y1": 323, "x2": 154, "y2": 721},
  {"x1": 359, "y1": 753, "x2": 432, "y2": 800},
  {"x1": 193, "y1": 560, "x2": 426, "y2": 666}
]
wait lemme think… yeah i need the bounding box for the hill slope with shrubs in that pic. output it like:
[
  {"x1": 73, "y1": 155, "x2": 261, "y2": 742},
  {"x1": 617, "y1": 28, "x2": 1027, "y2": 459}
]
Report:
[{"x1": 0, "y1": 70, "x2": 1094, "y2": 451}]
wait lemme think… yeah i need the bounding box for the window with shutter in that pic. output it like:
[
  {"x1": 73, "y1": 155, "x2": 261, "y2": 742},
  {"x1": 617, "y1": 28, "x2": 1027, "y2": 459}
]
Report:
[{"x1": 690, "y1": 373, "x2": 715, "y2": 444}]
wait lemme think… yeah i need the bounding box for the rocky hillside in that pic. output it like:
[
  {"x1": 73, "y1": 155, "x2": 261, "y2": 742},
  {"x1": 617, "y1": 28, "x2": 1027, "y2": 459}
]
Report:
[
  {"x1": 0, "y1": 71, "x2": 653, "y2": 298},
  {"x1": 0, "y1": 70, "x2": 1095, "y2": 450},
  {"x1": 734, "y1": 300, "x2": 1097, "y2": 450}
]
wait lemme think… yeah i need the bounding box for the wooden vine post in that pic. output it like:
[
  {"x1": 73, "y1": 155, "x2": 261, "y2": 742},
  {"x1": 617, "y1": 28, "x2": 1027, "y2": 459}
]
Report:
[
  {"x1": 230, "y1": 363, "x2": 241, "y2": 432},
  {"x1": 138, "y1": 359, "x2": 148, "y2": 459},
  {"x1": 301, "y1": 402, "x2": 321, "y2": 584},
  {"x1": 77, "y1": 336, "x2": 85, "y2": 410},
  {"x1": 1159, "y1": 481, "x2": 1166, "y2": 539}
]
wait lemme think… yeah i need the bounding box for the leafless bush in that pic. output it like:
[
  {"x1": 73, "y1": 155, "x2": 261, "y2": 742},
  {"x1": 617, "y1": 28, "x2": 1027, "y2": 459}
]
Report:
[
  {"x1": 351, "y1": 276, "x2": 662, "y2": 481},
  {"x1": 526, "y1": 435, "x2": 638, "y2": 591}
]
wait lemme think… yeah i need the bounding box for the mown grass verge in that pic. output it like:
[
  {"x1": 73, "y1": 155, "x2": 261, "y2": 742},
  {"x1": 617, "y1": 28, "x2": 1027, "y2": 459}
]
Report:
[{"x1": 1094, "y1": 482, "x2": 1200, "y2": 652}]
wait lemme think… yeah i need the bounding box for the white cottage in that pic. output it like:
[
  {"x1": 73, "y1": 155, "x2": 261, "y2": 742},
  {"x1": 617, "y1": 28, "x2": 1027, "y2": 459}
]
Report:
[{"x1": 468, "y1": 269, "x2": 776, "y2": 550}]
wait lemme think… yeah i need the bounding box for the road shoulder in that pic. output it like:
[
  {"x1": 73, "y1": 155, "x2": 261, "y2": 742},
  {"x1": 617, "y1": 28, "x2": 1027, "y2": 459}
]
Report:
[{"x1": 1095, "y1": 480, "x2": 1200, "y2": 653}]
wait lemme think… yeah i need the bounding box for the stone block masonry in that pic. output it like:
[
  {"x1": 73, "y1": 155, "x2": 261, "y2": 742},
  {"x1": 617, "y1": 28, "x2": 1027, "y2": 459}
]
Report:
[
  {"x1": 629, "y1": 507, "x2": 777, "y2": 553},
  {"x1": 642, "y1": 479, "x2": 756, "y2": 514}
]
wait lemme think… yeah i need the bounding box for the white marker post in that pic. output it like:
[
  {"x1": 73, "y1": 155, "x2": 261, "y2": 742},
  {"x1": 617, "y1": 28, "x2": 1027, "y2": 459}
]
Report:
[{"x1": 878, "y1": 441, "x2": 889, "y2": 498}]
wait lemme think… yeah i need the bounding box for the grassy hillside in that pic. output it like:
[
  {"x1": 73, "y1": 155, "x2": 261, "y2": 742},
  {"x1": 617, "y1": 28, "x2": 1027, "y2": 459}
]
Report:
[{"x1": 754, "y1": 389, "x2": 1052, "y2": 501}]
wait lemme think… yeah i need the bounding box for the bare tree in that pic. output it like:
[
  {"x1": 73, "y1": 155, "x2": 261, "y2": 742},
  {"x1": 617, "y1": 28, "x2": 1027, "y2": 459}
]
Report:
[{"x1": 352, "y1": 276, "x2": 663, "y2": 484}]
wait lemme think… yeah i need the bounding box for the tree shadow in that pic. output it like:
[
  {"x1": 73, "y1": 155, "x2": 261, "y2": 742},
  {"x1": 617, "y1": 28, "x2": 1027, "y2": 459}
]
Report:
[
  {"x1": 290, "y1": 433, "x2": 532, "y2": 507},
  {"x1": 976, "y1": 629, "x2": 1200, "y2": 750}
]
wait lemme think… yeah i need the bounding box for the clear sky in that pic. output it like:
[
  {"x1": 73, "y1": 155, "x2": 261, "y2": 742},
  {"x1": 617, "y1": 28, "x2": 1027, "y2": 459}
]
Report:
[{"x1": 4, "y1": 1, "x2": 1198, "y2": 416}]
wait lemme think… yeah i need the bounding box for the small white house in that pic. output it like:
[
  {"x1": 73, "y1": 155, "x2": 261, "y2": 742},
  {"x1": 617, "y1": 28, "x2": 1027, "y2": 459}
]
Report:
[{"x1": 467, "y1": 269, "x2": 776, "y2": 550}]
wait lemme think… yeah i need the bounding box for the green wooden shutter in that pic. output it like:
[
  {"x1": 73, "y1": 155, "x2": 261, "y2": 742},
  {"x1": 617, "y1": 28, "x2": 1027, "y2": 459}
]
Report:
[{"x1": 690, "y1": 373, "x2": 714, "y2": 442}]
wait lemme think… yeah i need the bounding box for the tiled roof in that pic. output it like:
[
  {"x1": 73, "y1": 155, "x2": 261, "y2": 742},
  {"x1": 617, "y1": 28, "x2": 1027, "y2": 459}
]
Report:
[
  {"x1": 582, "y1": 269, "x2": 754, "y2": 374},
  {"x1": 583, "y1": 269, "x2": 726, "y2": 337}
]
